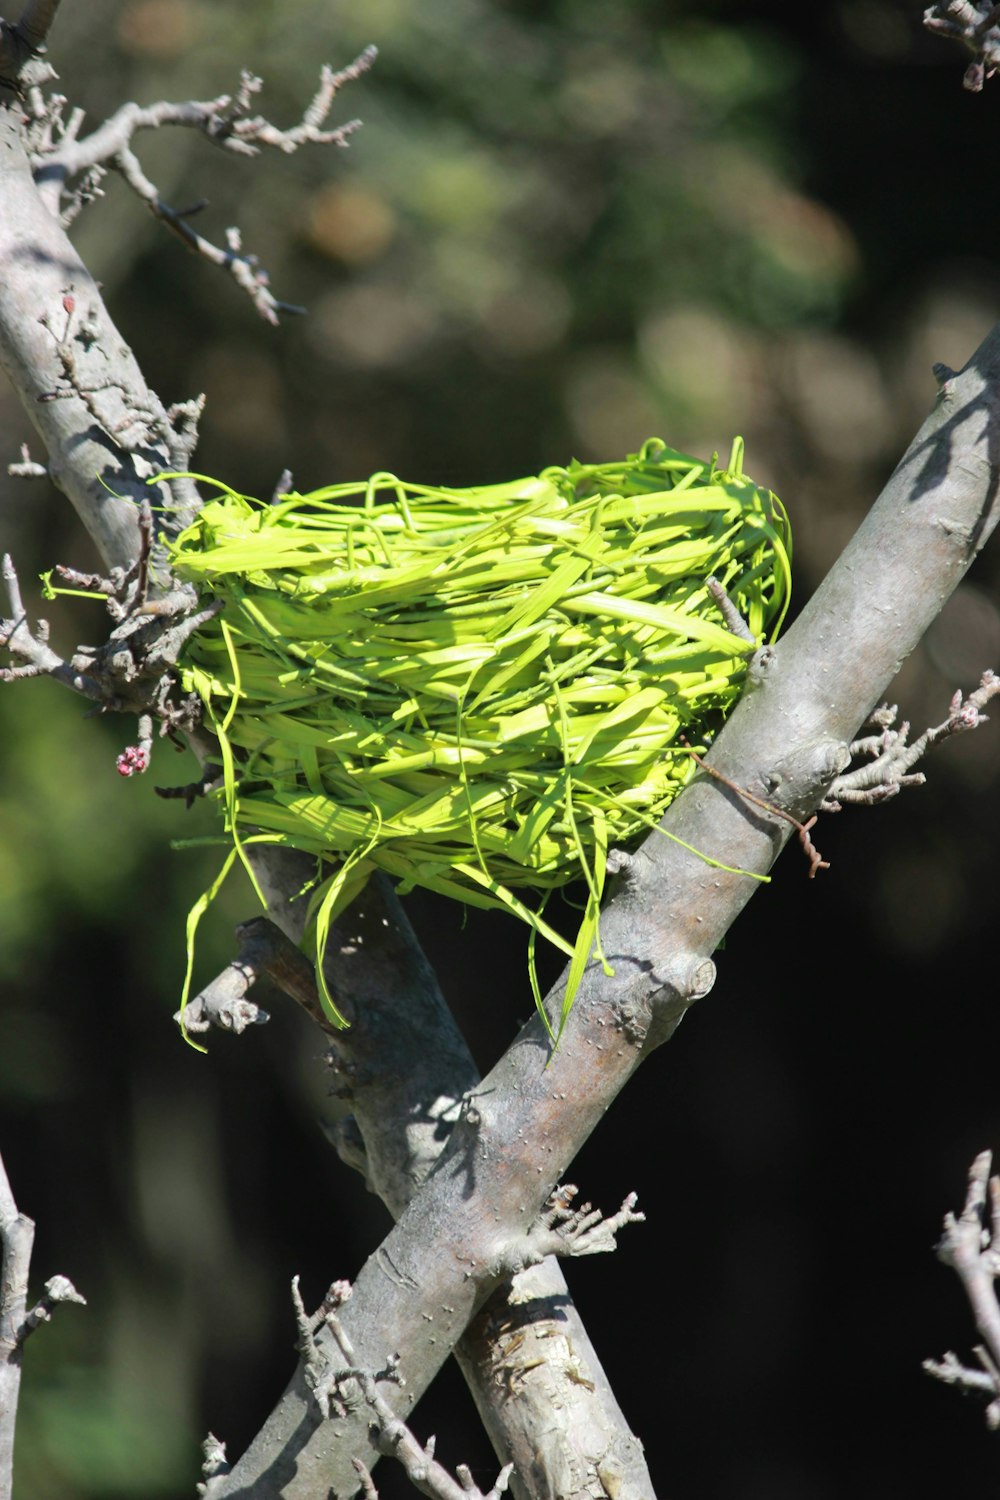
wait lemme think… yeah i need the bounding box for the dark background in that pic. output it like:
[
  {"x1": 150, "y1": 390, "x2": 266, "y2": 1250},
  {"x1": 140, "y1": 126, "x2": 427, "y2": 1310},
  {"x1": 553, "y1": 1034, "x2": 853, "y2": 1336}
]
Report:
[{"x1": 2, "y1": 1, "x2": 1000, "y2": 1495}]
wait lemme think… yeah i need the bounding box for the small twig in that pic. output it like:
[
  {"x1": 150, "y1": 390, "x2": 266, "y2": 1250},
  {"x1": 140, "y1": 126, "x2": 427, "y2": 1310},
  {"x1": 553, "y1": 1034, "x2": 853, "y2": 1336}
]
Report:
[
  {"x1": 925, "y1": 1152, "x2": 1000, "y2": 1427},
  {"x1": 29, "y1": 50, "x2": 377, "y2": 322},
  {"x1": 197, "y1": 1432, "x2": 232, "y2": 1497},
  {"x1": 174, "y1": 915, "x2": 343, "y2": 1040},
  {"x1": 20, "y1": 1273, "x2": 87, "y2": 1339},
  {"x1": 292, "y1": 1276, "x2": 355, "y2": 1368},
  {"x1": 513, "y1": 1185, "x2": 644, "y2": 1271},
  {"x1": 2, "y1": 546, "x2": 219, "y2": 759},
  {"x1": 923, "y1": 1348, "x2": 998, "y2": 1396},
  {"x1": 706, "y1": 574, "x2": 755, "y2": 644},
  {"x1": 112, "y1": 145, "x2": 306, "y2": 325},
  {"x1": 1, "y1": 552, "x2": 104, "y2": 696},
  {"x1": 681, "y1": 737, "x2": 830, "y2": 877},
  {"x1": 347, "y1": 1365, "x2": 515, "y2": 1500},
  {"x1": 924, "y1": 1, "x2": 1000, "y2": 90},
  {"x1": 155, "y1": 762, "x2": 223, "y2": 808},
  {"x1": 824, "y1": 671, "x2": 1000, "y2": 810},
  {"x1": 271, "y1": 468, "x2": 294, "y2": 503},
  {"x1": 1, "y1": 1150, "x2": 84, "y2": 1497},
  {"x1": 7, "y1": 441, "x2": 48, "y2": 479}
]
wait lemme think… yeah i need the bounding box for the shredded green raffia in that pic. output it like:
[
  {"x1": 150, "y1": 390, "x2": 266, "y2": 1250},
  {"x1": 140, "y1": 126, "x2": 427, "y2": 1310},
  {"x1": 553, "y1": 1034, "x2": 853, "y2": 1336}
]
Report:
[{"x1": 168, "y1": 437, "x2": 791, "y2": 1040}]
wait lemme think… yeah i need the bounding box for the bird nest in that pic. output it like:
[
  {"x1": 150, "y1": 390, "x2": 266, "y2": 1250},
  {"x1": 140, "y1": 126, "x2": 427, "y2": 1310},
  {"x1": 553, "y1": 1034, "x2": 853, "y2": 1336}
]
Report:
[{"x1": 170, "y1": 437, "x2": 791, "y2": 1036}]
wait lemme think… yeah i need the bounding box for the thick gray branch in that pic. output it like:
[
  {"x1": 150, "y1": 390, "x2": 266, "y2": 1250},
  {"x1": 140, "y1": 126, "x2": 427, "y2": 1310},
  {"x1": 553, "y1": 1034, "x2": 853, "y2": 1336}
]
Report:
[
  {"x1": 1, "y1": 1149, "x2": 84, "y2": 1496},
  {"x1": 0, "y1": 104, "x2": 203, "y2": 568},
  {"x1": 245, "y1": 858, "x2": 656, "y2": 1500},
  {"x1": 215, "y1": 330, "x2": 1000, "y2": 1495}
]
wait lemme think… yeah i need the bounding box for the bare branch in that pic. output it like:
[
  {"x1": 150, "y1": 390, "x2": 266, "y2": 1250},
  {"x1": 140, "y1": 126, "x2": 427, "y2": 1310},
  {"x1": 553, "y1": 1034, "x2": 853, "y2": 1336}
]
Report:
[
  {"x1": 1, "y1": 1150, "x2": 84, "y2": 1496},
  {"x1": 512, "y1": 1186, "x2": 645, "y2": 1272},
  {"x1": 26, "y1": 49, "x2": 377, "y2": 320},
  {"x1": 0, "y1": 552, "x2": 104, "y2": 694},
  {"x1": 217, "y1": 317, "x2": 1000, "y2": 1500},
  {"x1": 925, "y1": 1152, "x2": 1000, "y2": 1427},
  {"x1": 924, "y1": 1347, "x2": 999, "y2": 1396},
  {"x1": 0, "y1": 111, "x2": 202, "y2": 565},
  {"x1": 706, "y1": 573, "x2": 755, "y2": 643},
  {"x1": 925, "y1": 2, "x2": 1000, "y2": 89},
  {"x1": 34, "y1": 48, "x2": 376, "y2": 181},
  {"x1": 240, "y1": 860, "x2": 656, "y2": 1500},
  {"x1": 343, "y1": 1364, "x2": 514, "y2": 1500},
  {"x1": 198, "y1": 1433, "x2": 232, "y2": 1497},
  {"x1": 823, "y1": 671, "x2": 1000, "y2": 809},
  {"x1": 179, "y1": 915, "x2": 341, "y2": 1039},
  {"x1": 7, "y1": 440, "x2": 47, "y2": 478}
]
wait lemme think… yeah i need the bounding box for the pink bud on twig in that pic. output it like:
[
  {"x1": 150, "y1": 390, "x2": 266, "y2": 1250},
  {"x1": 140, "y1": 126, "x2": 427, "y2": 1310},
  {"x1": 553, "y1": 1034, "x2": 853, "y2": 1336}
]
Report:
[{"x1": 116, "y1": 745, "x2": 150, "y2": 777}]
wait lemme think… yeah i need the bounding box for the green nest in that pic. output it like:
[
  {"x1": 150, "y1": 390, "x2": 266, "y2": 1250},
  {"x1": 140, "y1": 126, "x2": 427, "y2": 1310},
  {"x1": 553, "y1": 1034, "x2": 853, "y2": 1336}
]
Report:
[{"x1": 170, "y1": 437, "x2": 791, "y2": 1036}]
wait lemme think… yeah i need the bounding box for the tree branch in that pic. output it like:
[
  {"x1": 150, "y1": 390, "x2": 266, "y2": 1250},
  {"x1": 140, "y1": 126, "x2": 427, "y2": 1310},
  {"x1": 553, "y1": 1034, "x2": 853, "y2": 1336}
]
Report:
[
  {"x1": 0, "y1": 2, "x2": 61, "y2": 85},
  {"x1": 0, "y1": 104, "x2": 201, "y2": 567},
  {"x1": 924, "y1": 1151, "x2": 1000, "y2": 1427},
  {"x1": 823, "y1": 672, "x2": 1000, "y2": 808},
  {"x1": 925, "y1": 2, "x2": 1000, "y2": 90},
  {"x1": 26, "y1": 50, "x2": 377, "y2": 320},
  {"x1": 1, "y1": 68, "x2": 655, "y2": 1497},
  {"x1": 0, "y1": 1149, "x2": 85, "y2": 1496},
  {"x1": 240, "y1": 859, "x2": 658, "y2": 1500},
  {"x1": 214, "y1": 330, "x2": 1000, "y2": 1495}
]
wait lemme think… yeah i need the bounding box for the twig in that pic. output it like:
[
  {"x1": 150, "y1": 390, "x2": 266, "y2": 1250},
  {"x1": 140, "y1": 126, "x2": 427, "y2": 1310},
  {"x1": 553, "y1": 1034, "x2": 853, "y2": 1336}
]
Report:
[
  {"x1": 823, "y1": 671, "x2": 1000, "y2": 809},
  {"x1": 925, "y1": 2, "x2": 1000, "y2": 90},
  {"x1": 346, "y1": 1365, "x2": 514, "y2": 1500},
  {"x1": 681, "y1": 736, "x2": 830, "y2": 877},
  {"x1": 198, "y1": 1432, "x2": 232, "y2": 1498},
  {"x1": 112, "y1": 147, "x2": 306, "y2": 326},
  {"x1": 507, "y1": 1185, "x2": 644, "y2": 1276},
  {"x1": 925, "y1": 1152, "x2": 1000, "y2": 1427},
  {"x1": 1, "y1": 1150, "x2": 85, "y2": 1496},
  {"x1": 7, "y1": 441, "x2": 47, "y2": 478},
  {"x1": 706, "y1": 574, "x2": 755, "y2": 644},
  {"x1": 2, "y1": 547, "x2": 219, "y2": 766},
  {"x1": 175, "y1": 916, "x2": 343, "y2": 1039},
  {"x1": 29, "y1": 50, "x2": 377, "y2": 322},
  {"x1": 0, "y1": 552, "x2": 104, "y2": 695}
]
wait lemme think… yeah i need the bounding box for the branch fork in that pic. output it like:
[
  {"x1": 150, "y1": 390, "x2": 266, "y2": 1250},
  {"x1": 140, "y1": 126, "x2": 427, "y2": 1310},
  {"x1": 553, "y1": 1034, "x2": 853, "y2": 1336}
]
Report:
[
  {"x1": 26, "y1": 47, "x2": 377, "y2": 323},
  {"x1": 291, "y1": 1280, "x2": 516, "y2": 1500}
]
